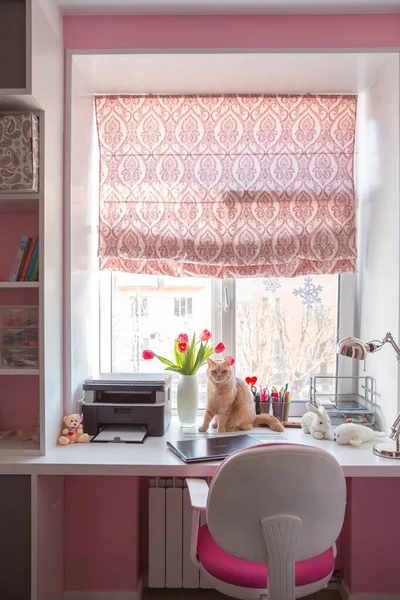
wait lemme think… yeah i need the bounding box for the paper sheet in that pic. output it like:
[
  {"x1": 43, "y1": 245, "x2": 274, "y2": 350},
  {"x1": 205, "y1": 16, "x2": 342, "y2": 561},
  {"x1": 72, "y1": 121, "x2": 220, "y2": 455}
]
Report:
[{"x1": 91, "y1": 425, "x2": 147, "y2": 443}]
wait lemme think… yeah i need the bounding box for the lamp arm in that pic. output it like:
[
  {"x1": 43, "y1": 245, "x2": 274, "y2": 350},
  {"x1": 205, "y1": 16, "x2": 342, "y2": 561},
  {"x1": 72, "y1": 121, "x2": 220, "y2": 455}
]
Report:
[
  {"x1": 379, "y1": 334, "x2": 400, "y2": 445},
  {"x1": 381, "y1": 333, "x2": 400, "y2": 358}
]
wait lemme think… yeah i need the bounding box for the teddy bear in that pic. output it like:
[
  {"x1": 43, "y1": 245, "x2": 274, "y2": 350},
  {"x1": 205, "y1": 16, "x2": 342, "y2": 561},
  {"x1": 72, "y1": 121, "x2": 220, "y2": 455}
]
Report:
[{"x1": 58, "y1": 414, "x2": 89, "y2": 445}]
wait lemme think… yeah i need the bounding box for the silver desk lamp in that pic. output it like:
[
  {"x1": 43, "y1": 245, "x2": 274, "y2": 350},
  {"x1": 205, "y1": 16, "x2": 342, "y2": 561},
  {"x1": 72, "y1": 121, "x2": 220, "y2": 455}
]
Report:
[{"x1": 337, "y1": 333, "x2": 400, "y2": 459}]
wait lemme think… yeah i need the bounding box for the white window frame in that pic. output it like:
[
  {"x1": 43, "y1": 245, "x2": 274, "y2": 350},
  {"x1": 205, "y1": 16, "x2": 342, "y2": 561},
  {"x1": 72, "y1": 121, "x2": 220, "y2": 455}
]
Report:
[{"x1": 100, "y1": 271, "x2": 355, "y2": 404}]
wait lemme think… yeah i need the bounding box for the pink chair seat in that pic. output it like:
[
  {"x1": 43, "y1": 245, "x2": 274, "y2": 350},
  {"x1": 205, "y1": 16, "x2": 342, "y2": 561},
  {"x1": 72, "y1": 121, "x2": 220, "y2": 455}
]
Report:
[{"x1": 197, "y1": 525, "x2": 334, "y2": 589}]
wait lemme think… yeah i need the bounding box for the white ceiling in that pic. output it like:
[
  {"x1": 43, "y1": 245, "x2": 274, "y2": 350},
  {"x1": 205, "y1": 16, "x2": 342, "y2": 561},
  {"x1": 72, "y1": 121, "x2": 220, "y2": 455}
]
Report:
[
  {"x1": 59, "y1": 0, "x2": 400, "y2": 15},
  {"x1": 72, "y1": 52, "x2": 396, "y2": 95}
]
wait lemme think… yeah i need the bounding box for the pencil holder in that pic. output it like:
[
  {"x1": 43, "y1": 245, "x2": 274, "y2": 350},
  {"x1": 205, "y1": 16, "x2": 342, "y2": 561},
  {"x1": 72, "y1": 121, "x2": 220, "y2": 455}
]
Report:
[
  {"x1": 272, "y1": 401, "x2": 290, "y2": 421},
  {"x1": 259, "y1": 402, "x2": 270, "y2": 415}
]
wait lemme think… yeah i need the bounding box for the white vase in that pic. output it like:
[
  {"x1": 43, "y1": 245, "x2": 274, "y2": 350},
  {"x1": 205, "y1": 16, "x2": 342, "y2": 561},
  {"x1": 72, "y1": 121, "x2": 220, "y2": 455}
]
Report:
[{"x1": 177, "y1": 374, "x2": 198, "y2": 427}]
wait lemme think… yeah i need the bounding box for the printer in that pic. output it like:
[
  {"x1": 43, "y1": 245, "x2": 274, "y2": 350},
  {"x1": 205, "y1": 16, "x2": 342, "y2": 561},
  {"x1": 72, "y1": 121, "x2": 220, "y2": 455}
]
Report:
[{"x1": 82, "y1": 373, "x2": 171, "y2": 438}]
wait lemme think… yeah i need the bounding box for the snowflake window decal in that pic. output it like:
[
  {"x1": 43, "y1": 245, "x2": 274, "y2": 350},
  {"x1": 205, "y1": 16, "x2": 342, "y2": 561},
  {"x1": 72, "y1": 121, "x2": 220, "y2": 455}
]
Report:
[
  {"x1": 293, "y1": 276, "x2": 324, "y2": 309},
  {"x1": 263, "y1": 278, "x2": 281, "y2": 294}
]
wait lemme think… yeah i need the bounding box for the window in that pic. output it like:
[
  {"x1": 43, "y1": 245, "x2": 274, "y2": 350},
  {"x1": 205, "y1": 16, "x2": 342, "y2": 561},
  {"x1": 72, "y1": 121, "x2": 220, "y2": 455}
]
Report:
[
  {"x1": 100, "y1": 272, "x2": 342, "y2": 407},
  {"x1": 273, "y1": 339, "x2": 282, "y2": 356},
  {"x1": 234, "y1": 275, "x2": 339, "y2": 401},
  {"x1": 101, "y1": 273, "x2": 213, "y2": 407},
  {"x1": 95, "y1": 94, "x2": 356, "y2": 408},
  {"x1": 262, "y1": 297, "x2": 270, "y2": 312},
  {"x1": 174, "y1": 297, "x2": 193, "y2": 318},
  {"x1": 131, "y1": 296, "x2": 148, "y2": 318}
]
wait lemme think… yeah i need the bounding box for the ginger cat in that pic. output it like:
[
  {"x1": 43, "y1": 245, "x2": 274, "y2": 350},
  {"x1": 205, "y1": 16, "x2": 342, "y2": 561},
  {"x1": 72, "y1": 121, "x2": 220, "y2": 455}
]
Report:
[{"x1": 199, "y1": 358, "x2": 284, "y2": 433}]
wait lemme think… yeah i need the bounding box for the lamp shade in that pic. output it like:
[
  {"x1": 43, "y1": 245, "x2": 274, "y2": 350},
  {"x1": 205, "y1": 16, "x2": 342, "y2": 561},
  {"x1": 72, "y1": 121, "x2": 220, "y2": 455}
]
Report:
[{"x1": 336, "y1": 337, "x2": 370, "y2": 360}]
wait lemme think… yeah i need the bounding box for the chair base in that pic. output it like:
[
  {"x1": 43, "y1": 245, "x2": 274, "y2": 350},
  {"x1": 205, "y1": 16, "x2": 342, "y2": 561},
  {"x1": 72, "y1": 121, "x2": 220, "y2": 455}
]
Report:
[{"x1": 200, "y1": 566, "x2": 334, "y2": 600}]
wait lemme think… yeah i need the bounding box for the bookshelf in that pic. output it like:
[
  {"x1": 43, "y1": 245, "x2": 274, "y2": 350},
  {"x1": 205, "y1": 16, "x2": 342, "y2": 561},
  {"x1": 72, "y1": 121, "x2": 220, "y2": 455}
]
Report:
[
  {"x1": 0, "y1": 112, "x2": 42, "y2": 457},
  {"x1": 0, "y1": 1, "x2": 63, "y2": 597},
  {"x1": 0, "y1": 0, "x2": 64, "y2": 462}
]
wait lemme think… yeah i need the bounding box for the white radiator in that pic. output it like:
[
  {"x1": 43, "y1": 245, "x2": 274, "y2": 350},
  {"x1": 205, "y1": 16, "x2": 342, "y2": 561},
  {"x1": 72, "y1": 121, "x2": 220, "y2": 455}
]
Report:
[{"x1": 148, "y1": 477, "x2": 212, "y2": 589}]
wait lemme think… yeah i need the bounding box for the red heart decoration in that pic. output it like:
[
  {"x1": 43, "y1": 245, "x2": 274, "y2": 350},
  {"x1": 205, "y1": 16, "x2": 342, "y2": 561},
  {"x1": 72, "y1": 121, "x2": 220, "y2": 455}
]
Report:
[
  {"x1": 245, "y1": 377, "x2": 252, "y2": 385},
  {"x1": 250, "y1": 376, "x2": 257, "y2": 386}
]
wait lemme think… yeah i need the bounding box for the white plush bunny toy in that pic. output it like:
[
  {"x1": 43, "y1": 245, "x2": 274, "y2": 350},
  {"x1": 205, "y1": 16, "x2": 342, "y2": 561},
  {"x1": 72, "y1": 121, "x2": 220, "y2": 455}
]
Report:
[
  {"x1": 301, "y1": 403, "x2": 332, "y2": 440},
  {"x1": 333, "y1": 423, "x2": 387, "y2": 447}
]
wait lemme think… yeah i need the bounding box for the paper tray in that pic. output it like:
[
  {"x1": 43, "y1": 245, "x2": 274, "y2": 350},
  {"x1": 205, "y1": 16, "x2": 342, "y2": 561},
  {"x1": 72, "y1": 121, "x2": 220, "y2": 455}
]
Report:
[{"x1": 90, "y1": 425, "x2": 147, "y2": 444}]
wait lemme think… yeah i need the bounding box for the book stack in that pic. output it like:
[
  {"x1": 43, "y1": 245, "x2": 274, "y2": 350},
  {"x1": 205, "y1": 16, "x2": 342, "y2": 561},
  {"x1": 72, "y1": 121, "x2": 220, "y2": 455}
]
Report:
[{"x1": 9, "y1": 235, "x2": 40, "y2": 282}]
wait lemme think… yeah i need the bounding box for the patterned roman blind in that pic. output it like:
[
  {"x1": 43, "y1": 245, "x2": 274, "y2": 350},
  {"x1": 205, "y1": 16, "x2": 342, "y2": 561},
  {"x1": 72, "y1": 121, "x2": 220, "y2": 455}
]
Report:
[{"x1": 95, "y1": 94, "x2": 357, "y2": 278}]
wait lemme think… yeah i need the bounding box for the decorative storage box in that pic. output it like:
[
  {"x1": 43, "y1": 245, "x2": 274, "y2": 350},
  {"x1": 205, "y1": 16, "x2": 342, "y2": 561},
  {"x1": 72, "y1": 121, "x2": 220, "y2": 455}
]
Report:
[
  {"x1": 0, "y1": 113, "x2": 39, "y2": 192},
  {"x1": 0, "y1": 306, "x2": 39, "y2": 369}
]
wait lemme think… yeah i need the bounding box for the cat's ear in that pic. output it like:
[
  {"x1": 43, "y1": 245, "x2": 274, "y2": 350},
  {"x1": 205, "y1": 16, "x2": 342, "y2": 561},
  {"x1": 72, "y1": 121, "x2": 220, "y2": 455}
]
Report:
[
  {"x1": 207, "y1": 358, "x2": 215, "y2": 367},
  {"x1": 223, "y1": 357, "x2": 231, "y2": 365}
]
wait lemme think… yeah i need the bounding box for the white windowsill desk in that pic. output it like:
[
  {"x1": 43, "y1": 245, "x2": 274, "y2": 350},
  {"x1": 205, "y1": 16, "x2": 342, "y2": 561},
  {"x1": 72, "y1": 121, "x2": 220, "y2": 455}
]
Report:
[{"x1": 0, "y1": 417, "x2": 400, "y2": 476}]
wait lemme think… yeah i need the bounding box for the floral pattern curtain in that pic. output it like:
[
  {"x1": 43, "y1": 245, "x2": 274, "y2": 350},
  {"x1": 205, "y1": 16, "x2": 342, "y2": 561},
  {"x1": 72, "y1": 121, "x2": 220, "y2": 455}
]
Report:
[{"x1": 95, "y1": 94, "x2": 357, "y2": 278}]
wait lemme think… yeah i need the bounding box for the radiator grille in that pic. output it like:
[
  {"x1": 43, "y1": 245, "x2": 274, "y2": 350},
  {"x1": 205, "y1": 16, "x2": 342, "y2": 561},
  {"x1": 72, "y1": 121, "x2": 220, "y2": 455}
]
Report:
[{"x1": 148, "y1": 478, "x2": 212, "y2": 589}]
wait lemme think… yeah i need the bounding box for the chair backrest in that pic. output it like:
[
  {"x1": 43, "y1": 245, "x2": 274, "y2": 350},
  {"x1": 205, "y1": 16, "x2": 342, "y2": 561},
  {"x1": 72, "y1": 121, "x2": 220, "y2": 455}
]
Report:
[{"x1": 206, "y1": 443, "x2": 346, "y2": 563}]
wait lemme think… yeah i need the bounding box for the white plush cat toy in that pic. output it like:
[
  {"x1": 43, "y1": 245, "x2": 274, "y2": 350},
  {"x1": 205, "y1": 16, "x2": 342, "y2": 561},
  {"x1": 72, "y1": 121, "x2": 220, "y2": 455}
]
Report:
[
  {"x1": 301, "y1": 403, "x2": 332, "y2": 440},
  {"x1": 333, "y1": 423, "x2": 387, "y2": 447}
]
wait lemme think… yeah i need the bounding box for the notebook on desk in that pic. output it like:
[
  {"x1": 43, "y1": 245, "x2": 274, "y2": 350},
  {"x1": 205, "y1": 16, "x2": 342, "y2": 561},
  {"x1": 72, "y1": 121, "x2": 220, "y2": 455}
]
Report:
[{"x1": 166, "y1": 434, "x2": 258, "y2": 463}]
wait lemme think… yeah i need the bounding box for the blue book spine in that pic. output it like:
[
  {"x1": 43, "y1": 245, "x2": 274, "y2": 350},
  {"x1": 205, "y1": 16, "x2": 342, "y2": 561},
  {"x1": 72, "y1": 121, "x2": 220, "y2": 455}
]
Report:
[
  {"x1": 25, "y1": 237, "x2": 39, "y2": 281},
  {"x1": 8, "y1": 235, "x2": 31, "y2": 282}
]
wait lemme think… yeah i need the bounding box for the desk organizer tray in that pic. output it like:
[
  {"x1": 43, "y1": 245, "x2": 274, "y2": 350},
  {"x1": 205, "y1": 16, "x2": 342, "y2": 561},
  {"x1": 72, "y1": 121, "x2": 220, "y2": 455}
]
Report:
[
  {"x1": 0, "y1": 306, "x2": 39, "y2": 369},
  {"x1": 309, "y1": 375, "x2": 377, "y2": 428}
]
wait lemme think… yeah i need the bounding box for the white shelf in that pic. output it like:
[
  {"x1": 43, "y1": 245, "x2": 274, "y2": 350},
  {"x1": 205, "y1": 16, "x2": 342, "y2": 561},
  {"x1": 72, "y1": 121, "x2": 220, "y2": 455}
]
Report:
[
  {"x1": 0, "y1": 369, "x2": 39, "y2": 375},
  {"x1": 0, "y1": 195, "x2": 39, "y2": 212},
  {"x1": 0, "y1": 433, "x2": 40, "y2": 456},
  {"x1": 0, "y1": 282, "x2": 39, "y2": 289}
]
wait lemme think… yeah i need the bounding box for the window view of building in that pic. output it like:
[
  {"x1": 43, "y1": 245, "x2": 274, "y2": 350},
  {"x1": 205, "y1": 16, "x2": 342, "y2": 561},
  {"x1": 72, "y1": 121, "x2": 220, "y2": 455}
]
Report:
[{"x1": 110, "y1": 274, "x2": 212, "y2": 406}]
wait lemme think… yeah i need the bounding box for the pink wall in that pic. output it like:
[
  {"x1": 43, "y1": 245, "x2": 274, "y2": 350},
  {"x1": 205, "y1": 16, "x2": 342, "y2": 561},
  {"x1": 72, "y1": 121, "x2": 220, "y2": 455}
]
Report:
[
  {"x1": 64, "y1": 476, "x2": 141, "y2": 592},
  {"x1": 64, "y1": 14, "x2": 400, "y2": 49},
  {"x1": 347, "y1": 478, "x2": 400, "y2": 594},
  {"x1": 63, "y1": 13, "x2": 400, "y2": 596}
]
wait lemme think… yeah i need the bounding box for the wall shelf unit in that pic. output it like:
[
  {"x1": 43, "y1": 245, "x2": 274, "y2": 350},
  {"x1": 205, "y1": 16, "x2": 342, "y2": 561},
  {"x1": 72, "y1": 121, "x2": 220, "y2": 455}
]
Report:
[
  {"x1": 0, "y1": 0, "x2": 64, "y2": 469},
  {"x1": 0, "y1": 110, "x2": 42, "y2": 458},
  {"x1": 0, "y1": 1, "x2": 69, "y2": 598}
]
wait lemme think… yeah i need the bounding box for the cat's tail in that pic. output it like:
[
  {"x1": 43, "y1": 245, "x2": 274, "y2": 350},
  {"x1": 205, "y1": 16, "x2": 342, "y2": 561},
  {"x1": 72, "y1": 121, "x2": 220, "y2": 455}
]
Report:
[
  {"x1": 374, "y1": 431, "x2": 388, "y2": 438},
  {"x1": 253, "y1": 414, "x2": 284, "y2": 432}
]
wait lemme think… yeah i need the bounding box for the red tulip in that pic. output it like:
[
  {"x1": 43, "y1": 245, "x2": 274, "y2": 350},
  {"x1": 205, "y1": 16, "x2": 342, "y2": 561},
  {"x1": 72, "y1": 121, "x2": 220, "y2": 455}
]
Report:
[
  {"x1": 214, "y1": 342, "x2": 225, "y2": 354},
  {"x1": 142, "y1": 349, "x2": 155, "y2": 360},
  {"x1": 200, "y1": 329, "x2": 212, "y2": 342},
  {"x1": 178, "y1": 333, "x2": 189, "y2": 344},
  {"x1": 224, "y1": 356, "x2": 235, "y2": 366},
  {"x1": 178, "y1": 342, "x2": 188, "y2": 353}
]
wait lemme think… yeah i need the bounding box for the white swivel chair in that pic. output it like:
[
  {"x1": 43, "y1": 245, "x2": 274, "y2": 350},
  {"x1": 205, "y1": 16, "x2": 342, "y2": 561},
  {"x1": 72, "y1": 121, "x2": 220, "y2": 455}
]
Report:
[{"x1": 186, "y1": 443, "x2": 346, "y2": 600}]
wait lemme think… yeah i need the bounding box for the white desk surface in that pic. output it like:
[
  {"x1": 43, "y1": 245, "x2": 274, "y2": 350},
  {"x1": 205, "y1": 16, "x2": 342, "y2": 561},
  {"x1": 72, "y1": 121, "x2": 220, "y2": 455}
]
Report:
[{"x1": 0, "y1": 418, "x2": 400, "y2": 476}]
